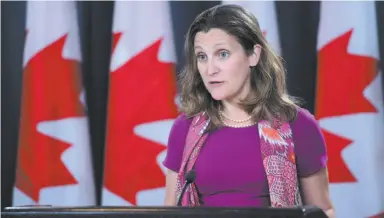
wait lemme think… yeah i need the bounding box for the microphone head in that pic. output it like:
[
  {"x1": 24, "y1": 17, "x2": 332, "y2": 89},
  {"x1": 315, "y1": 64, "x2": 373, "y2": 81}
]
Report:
[{"x1": 185, "y1": 170, "x2": 197, "y2": 183}]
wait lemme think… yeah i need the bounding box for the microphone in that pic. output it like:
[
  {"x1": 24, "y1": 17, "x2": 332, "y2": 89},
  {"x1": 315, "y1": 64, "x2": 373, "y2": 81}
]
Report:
[{"x1": 176, "y1": 170, "x2": 197, "y2": 206}]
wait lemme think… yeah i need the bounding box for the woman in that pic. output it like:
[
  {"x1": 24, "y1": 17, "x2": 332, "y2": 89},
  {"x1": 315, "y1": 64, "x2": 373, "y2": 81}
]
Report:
[{"x1": 163, "y1": 4, "x2": 334, "y2": 217}]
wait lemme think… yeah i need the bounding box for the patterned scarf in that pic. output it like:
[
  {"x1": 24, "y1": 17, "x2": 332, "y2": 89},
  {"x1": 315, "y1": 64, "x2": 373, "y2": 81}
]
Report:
[{"x1": 176, "y1": 112, "x2": 303, "y2": 207}]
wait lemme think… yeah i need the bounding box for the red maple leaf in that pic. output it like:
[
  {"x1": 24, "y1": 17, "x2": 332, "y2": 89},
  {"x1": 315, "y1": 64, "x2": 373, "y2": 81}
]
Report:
[
  {"x1": 15, "y1": 35, "x2": 83, "y2": 202},
  {"x1": 104, "y1": 33, "x2": 178, "y2": 205},
  {"x1": 321, "y1": 130, "x2": 355, "y2": 182},
  {"x1": 315, "y1": 29, "x2": 378, "y2": 183}
]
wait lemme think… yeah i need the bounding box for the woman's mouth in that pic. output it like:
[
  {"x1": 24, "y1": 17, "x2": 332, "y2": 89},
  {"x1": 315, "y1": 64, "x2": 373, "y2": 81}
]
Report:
[{"x1": 209, "y1": 81, "x2": 224, "y2": 87}]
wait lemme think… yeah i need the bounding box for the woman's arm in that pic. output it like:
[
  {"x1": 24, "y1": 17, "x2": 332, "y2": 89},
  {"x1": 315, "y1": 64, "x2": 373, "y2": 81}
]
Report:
[
  {"x1": 300, "y1": 168, "x2": 335, "y2": 218},
  {"x1": 164, "y1": 169, "x2": 179, "y2": 206}
]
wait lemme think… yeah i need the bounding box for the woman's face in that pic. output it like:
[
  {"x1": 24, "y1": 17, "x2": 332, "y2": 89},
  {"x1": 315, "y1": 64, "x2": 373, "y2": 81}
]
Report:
[{"x1": 194, "y1": 28, "x2": 261, "y2": 103}]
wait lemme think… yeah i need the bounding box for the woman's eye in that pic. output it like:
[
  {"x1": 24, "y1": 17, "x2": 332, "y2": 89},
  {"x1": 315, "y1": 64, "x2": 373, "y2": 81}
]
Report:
[
  {"x1": 197, "y1": 54, "x2": 206, "y2": 61},
  {"x1": 219, "y1": 51, "x2": 229, "y2": 59}
]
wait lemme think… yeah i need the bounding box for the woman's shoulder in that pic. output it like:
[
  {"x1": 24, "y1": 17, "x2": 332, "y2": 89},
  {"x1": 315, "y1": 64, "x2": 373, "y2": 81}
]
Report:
[
  {"x1": 169, "y1": 112, "x2": 194, "y2": 136},
  {"x1": 173, "y1": 111, "x2": 209, "y2": 127},
  {"x1": 173, "y1": 112, "x2": 193, "y2": 127},
  {"x1": 290, "y1": 108, "x2": 327, "y2": 177},
  {"x1": 163, "y1": 113, "x2": 194, "y2": 172},
  {"x1": 297, "y1": 107, "x2": 316, "y2": 119},
  {"x1": 290, "y1": 106, "x2": 322, "y2": 135}
]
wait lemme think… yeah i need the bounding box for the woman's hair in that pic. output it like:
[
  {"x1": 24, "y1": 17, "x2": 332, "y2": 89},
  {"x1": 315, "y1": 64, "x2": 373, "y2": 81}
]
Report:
[{"x1": 178, "y1": 4, "x2": 301, "y2": 128}]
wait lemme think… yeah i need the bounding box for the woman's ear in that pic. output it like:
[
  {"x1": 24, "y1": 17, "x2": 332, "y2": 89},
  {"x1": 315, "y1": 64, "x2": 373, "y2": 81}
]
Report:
[{"x1": 249, "y1": 44, "x2": 262, "y2": 67}]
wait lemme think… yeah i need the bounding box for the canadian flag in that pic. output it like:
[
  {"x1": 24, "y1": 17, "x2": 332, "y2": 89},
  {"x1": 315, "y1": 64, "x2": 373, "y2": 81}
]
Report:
[
  {"x1": 102, "y1": 1, "x2": 179, "y2": 206},
  {"x1": 221, "y1": 1, "x2": 281, "y2": 54},
  {"x1": 13, "y1": 1, "x2": 95, "y2": 206},
  {"x1": 315, "y1": 2, "x2": 384, "y2": 218}
]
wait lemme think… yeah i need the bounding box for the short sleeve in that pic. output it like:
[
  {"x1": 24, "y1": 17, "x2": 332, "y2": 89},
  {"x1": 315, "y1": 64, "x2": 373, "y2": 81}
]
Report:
[
  {"x1": 291, "y1": 108, "x2": 328, "y2": 177},
  {"x1": 162, "y1": 113, "x2": 192, "y2": 172}
]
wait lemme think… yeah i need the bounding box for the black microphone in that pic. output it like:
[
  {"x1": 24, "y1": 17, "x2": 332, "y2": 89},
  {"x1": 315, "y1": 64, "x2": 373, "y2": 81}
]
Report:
[{"x1": 176, "y1": 170, "x2": 197, "y2": 206}]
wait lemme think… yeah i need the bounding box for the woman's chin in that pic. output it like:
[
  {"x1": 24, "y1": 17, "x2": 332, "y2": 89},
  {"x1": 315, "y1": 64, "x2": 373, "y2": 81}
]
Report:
[{"x1": 210, "y1": 92, "x2": 227, "y2": 101}]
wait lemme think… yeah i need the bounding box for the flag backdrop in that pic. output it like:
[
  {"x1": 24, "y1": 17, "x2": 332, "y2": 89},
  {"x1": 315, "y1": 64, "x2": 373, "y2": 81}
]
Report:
[
  {"x1": 2, "y1": 1, "x2": 384, "y2": 216},
  {"x1": 102, "y1": 1, "x2": 179, "y2": 206},
  {"x1": 315, "y1": 2, "x2": 384, "y2": 218},
  {"x1": 12, "y1": 1, "x2": 95, "y2": 206}
]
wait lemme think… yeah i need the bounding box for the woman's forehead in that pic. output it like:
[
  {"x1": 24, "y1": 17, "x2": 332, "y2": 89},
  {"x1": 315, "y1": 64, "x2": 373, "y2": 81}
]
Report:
[{"x1": 194, "y1": 29, "x2": 239, "y2": 49}]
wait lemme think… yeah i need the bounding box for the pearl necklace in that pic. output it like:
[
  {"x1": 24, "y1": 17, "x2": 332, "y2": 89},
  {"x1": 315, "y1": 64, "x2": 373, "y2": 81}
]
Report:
[
  {"x1": 219, "y1": 112, "x2": 256, "y2": 128},
  {"x1": 219, "y1": 111, "x2": 253, "y2": 123}
]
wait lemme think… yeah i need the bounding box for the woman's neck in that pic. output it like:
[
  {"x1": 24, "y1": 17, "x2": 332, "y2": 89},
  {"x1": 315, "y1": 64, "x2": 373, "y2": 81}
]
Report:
[
  {"x1": 219, "y1": 100, "x2": 255, "y2": 128},
  {"x1": 221, "y1": 100, "x2": 251, "y2": 121}
]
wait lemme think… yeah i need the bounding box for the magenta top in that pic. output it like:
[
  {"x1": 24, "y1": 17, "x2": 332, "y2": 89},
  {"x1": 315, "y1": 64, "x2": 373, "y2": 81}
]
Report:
[{"x1": 163, "y1": 108, "x2": 327, "y2": 207}]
